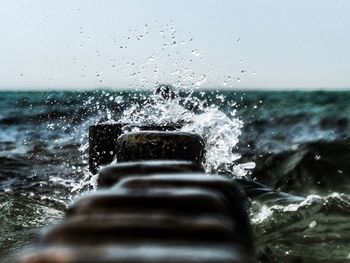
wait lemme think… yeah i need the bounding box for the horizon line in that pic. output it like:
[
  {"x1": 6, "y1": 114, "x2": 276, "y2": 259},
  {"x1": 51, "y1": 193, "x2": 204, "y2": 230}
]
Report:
[{"x1": 0, "y1": 86, "x2": 350, "y2": 92}]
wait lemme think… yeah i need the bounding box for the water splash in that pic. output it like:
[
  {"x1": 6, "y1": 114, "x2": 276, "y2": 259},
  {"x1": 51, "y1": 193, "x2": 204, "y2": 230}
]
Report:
[
  {"x1": 118, "y1": 86, "x2": 254, "y2": 177},
  {"x1": 181, "y1": 106, "x2": 247, "y2": 175}
]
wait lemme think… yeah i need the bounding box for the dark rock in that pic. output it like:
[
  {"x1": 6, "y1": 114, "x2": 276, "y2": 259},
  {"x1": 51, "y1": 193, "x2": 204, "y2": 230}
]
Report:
[
  {"x1": 252, "y1": 140, "x2": 350, "y2": 194},
  {"x1": 67, "y1": 188, "x2": 230, "y2": 218},
  {"x1": 89, "y1": 123, "x2": 182, "y2": 173},
  {"x1": 117, "y1": 173, "x2": 253, "y2": 251},
  {"x1": 16, "y1": 243, "x2": 251, "y2": 262},
  {"x1": 39, "y1": 214, "x2": 237, "y2": 245},
  {"x1": 116, "y1": 131, "x2": 205, "y2": 163},
  {"x1": 98, "y1": 160, "x2": 204, "y2": 188},
  {"x1": 89, "y1": 123, "x2": 124, "y2": 174}
]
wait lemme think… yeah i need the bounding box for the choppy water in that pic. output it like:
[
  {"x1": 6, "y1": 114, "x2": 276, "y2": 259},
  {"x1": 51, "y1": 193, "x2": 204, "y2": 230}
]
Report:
[{"x1": 1, "y1": 89, "x2": 350, "y2": 262}]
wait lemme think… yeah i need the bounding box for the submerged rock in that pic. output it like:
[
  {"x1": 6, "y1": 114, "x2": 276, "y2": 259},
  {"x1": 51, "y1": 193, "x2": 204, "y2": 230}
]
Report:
[{"x1": 251, "y1": 140, "x2": 350, "y2": 195}]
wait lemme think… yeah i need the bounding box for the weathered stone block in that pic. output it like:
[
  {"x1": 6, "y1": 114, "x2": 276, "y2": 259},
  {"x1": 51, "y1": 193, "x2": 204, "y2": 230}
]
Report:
[
  {"x1": 67, "y1": 188, "x2": 229, "y2": 218},
  {"x1": 98, "y1": 160, "x2": 204, "y2": 187},
  {"x1": 39, "y1": 214, "x2": 237, "y2": 245},
  {"x1": 116, "y1": 173, "x2": 252, "y2": 251},
  {"x1": 116, "y1": 131, "x2": 205, "y2": 163},
  {"x1": 89, "y1": 123, "x2": 181, "y2": 173},
  {"x1": 89, "y1": 123, "x2": 124, "y2": 174},
  {"x1": 16, "y1": 243, "x2": 251, "y2": 262}
]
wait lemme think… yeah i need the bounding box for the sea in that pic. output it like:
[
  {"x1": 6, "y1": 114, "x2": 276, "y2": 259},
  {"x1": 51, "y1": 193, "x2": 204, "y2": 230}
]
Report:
[{"x1": 0, "y1": 89, "x2": 350, "y2": 262}]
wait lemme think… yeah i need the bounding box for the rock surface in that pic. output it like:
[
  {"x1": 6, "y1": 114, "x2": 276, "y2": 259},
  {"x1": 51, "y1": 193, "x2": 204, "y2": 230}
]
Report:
[
  {"x1": 116, "y1": 131, "x2": 205, "y2": 163},
  {"x1": 89, "y1": 123, "x2": 181, "y2": 173},
  {"x1": 98, "y1": 160, "x2": 204, "y2": 187}
]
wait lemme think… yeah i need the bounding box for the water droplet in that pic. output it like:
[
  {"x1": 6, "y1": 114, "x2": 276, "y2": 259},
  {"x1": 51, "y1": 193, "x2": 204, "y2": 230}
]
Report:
[
  {"x1": 194, "y1": 74, "x2": 207, "y2": 87},
  {"x1": 309, "y1": 221, "x2": 317, "y2": 228},
  {"x1": 241, "y1": 162, "x2": 256, "y2": 170},
  {"x1": 106, "y1": 109, "x2": 112, "y2": 119},
  {"x1": 191, "y1": 49, "x2": 200, "y2": 56}
]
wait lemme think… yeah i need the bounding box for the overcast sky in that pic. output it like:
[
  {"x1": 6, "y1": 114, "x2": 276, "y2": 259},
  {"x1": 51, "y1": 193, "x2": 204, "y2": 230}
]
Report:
[{"x1": 0, "y1": 0, "x2": 350, "y2": 90}]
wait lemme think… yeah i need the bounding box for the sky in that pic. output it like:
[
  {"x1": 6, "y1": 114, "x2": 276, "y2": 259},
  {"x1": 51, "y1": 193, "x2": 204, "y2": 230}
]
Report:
[{"x1": 0, "y1": 0, "x2": 350, "y2": 90}]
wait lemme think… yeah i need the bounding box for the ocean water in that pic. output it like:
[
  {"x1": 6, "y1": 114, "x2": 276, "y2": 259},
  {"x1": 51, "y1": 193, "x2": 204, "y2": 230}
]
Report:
[{"x1": 0, "y1": 89, "x2": 350, "y2": 262}]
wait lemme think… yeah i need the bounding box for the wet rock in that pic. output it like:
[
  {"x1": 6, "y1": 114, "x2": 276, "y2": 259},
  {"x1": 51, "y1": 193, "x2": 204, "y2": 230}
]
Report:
[
  {"x1": 16, "y1": 243, "x2": 251, "y2": 263},
  {"x1": 89, "y1": 123, "x2": 125, "y2": 174},
  {"x1": 116, "y1": 173, "x2": 246, "y2": 207},
  {"x1": 39, "y1": 214, "x2": 237, "y2": 245},
  {"x1": 89, "y1": 123, "x2": 181, "y2": 173},
  {"x1": 98, "y1": 160, "x2": 204, "y2": 188},
  {"x1": 117, "y1": 173, "x2": 253, "y2": 251},
  {"x1": 26, "y1": 180, "x2": 254, "y2": 262},
  {"x1": 252, "y1": 140, "x2": 350, "y2": 194},
  {"x1": 116, "y1": 131, "x2": 205, "y2": 163},
  {"x1": 66, "y1": 188, "x2": 230, "y2": 218}
]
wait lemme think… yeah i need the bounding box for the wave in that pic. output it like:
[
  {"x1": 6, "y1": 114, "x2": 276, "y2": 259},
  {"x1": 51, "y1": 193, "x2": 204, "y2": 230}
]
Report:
[
  {"x1": 249, "y1": 139, "x2": 350, "y2": 195},
  {"x1": 252, "y1": 192, "x2": 350, "y2": 262}
]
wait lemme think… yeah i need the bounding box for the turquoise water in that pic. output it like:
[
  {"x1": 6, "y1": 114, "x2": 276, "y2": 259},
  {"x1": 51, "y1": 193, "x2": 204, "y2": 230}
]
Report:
[{"x1": 1, "y1": 90, "x2": 350, "y2": 262}]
